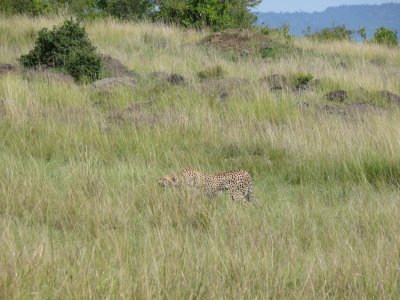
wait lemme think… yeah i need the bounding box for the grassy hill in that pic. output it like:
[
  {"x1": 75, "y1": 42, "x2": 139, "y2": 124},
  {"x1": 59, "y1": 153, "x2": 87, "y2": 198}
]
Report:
[{"x1": 1, "y1": 15, "x2": 400, "y2": 298}]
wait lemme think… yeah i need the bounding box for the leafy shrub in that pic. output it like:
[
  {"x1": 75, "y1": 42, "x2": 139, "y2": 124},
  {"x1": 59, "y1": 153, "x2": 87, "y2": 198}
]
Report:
[
  {"x1": 305, "y1": 25, "x2": 353, "y2": 42},
  {"x1": 2, "y1": 0, "x2": 262, "y2": 29},
  {"x1": 198, "y1": 66, "x2": 225, "y2": 80},
  {"x1": 260, "y1": 47, "x2": 275, "y2": 58},
  {"x1": 0, "y1": 0, "x2": 152, "y2": 19},
  {"x1": 65, "y1": 48, "x2": 102, "y2": 82},
  {"x1": 155, "y1": 0, "x2": 261, "y2": 30},
  {"x1": 20, "y1": 20, "x2": 102, "y2": 82},
  {"x1": 293, "y1": 73, "x2": 313, "y2": 89},
  {"x1": 0, "y1": 0, "x2": 53, "y2": 16},
  {"x1": 372, "y1": 27, "x2": 398, "y2": 47},
  {"x1": 1, "y1": 0, "x2": 262, "y2": 27}
]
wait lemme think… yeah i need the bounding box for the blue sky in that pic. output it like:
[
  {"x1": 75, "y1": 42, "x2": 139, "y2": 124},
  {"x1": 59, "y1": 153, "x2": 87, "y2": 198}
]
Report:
[{"x1": 257, "y1": 1, "x2": 400, "y2": 12}]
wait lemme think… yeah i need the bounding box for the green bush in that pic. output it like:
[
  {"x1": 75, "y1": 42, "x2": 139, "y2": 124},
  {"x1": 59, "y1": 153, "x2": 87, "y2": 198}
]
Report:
[
  {"x1": 305, "y1": 25, "x2": 353, "y2": 42},
  {"x1": 20, "y1": 19, "x2": 102, "y2": 82},
  {"x1": 0, "y1": 0, "x2": 53, "y2": 16},
  {"x1": 372, "y1": 27, "x2": 398, "y2": 47},
  {"x1": 294, "y1": 73, "x2": 313, "y2": 88},
  {"x1": 2, "y1": 0, "x2": 261, "y2": 28},
  {"x1": 65, "y1": 48, "x2": 102, "y2": 82},
  {"x1": 155, "y1": 0, "x2": 261, "y2": 30}
]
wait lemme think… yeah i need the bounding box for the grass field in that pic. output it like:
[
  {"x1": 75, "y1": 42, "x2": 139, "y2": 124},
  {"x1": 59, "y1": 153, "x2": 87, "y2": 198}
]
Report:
[{"x1": 1, "y1": 15, "x2": 400, "y2": 298}]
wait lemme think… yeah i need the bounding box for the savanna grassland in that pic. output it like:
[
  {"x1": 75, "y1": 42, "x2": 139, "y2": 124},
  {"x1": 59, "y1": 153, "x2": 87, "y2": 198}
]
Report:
[{"x1": 1, "y1": 14, "x2": 400, "y2": 299}]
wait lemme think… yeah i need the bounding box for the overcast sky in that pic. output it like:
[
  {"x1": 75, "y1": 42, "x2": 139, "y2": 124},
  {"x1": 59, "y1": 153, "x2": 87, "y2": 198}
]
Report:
[{"x1": 257, "y1": 1, "x2": 400, "y2": 12}]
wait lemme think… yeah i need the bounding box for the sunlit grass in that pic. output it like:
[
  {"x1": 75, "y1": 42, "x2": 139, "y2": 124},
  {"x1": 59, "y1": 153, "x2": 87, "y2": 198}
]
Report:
[{"x1": 1, "y1": 14, "x2": 400, "y2": 299}]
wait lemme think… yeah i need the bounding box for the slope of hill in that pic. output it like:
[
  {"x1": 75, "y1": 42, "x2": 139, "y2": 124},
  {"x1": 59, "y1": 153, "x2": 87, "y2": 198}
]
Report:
[
  {"x1": 1, "y1": 14, "x2": 400, "y2": 298},
  {"x1": 256, "y1": 3, "x2": 400, "y2": 37}
]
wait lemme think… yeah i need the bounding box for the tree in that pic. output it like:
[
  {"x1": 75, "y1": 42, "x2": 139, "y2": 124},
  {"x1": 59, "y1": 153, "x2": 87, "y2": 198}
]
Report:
[
  {"x1": 373, "y1": 27, "x2": 398, "y2": 47},
  {"x1": 0, "y1": 0, "x2": 53, "y2": 15},
  {"x1": 1, "y1": 0, "x2": 262, "y2": 29},
  {"x1": 305, "y1": 25, "x2": 353, "y2": 42},
  {"x1": 155, "y1": 0, "x2": 262, "y2": 30},
  {"x1": 357, "y1": 27, "x2": 367, "y2": 42},
  {"x1": 97, "y1": 0, "x2": 156, "y2": 20}
]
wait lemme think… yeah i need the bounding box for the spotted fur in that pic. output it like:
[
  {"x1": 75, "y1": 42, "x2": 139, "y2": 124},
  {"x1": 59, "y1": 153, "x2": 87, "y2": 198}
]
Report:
[{"x1": 159, "y1": 168, "x2": 255, "y2": 202}]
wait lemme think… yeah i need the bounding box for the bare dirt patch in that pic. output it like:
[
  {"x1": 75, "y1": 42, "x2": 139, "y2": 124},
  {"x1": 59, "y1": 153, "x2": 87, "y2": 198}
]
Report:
[
  {"x1": 379, "y1": 90, "x2": 400, "y2": 104},
  {"x1": 201, "y1": 29, "x2": 270, "y2": 56},
  {"x1": 0, "y1": 64, "x2": 18, "y2": 75},
  {"x1": 260, "y1": 73, "x2": 319, "y2": 92},
  {"x1": 325, "y1": 90, "x2": 348, "y2": 102},
  {"x1": 148, "y1": 71, "x2": 186, "y2": 86},
  {"x1": 100, "y1": 54, "x2": 138, "y2": 78},
  {"x1": 201, "y1": 29, "x2": 297, "y2": 58}
]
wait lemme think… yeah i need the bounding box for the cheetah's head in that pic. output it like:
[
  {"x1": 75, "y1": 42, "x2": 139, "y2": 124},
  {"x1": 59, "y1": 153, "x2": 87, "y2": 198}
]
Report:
[{"x1": 159, "y1": 174, "x2": 179, "y2": 188}]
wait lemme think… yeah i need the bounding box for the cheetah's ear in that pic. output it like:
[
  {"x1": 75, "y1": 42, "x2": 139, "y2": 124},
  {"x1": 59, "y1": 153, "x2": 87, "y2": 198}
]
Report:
[{"x1": 171, "y1": 175, "x2": 176, "y2": 182}]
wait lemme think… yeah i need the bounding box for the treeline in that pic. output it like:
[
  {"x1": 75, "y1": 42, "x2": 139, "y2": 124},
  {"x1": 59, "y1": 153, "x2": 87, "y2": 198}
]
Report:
[
  {"x1": 0, "y1": 0, "x2": 261, "y2": 30},
  {"x1": 304, "y1": 25, "x2": 398, "y2": 47},
  {"x1": 0, "y1": 0, "x2": 153, "y2": 18}
]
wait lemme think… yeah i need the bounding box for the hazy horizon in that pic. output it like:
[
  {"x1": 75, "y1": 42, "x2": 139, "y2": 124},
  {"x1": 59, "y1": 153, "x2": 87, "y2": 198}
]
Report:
[{"x1": 257, "y1": 0, "x2": 400, "y2": 13}]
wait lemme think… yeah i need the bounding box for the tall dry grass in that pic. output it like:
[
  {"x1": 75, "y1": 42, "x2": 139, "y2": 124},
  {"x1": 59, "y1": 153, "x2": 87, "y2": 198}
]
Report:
[{"x1": 1, "y1": 14, "x2": 400, "y2": 298}]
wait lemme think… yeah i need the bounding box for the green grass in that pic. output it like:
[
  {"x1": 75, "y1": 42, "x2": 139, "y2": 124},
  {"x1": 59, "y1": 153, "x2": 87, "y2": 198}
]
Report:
[{"x1": 1, "y1": 15, "x2": 400, "y2": 299}]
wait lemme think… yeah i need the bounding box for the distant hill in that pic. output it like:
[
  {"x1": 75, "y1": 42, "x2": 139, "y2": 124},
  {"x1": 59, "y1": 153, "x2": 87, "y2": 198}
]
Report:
[{"x1": 256, "y1": 3, "x2": 400, "y2": 38}]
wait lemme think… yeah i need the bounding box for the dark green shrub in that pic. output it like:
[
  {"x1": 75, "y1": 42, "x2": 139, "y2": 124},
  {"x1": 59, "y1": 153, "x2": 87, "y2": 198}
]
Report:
[
  {"x1": 20, "y1": 20, "x2": 102, "y2": 82},
  {"x1": 294, "y1": 73, "x2": 313, "y2": 88},
  {"x1": 260, "y1": 47, "x2": 275, "y2": 58},
  {"x1": 0, "y1": 0, "x2": 53, "y2": 16},
  {"x1": 155, "y1": 0, "x2": 261, "y2": 30},
  {"x1": 305, "y1": 25, "x2": 353, "y2": 42},
  {"x1": 0, "y1": 0, "x2": 154, "y2": 19},
  {"x1": 65, "y1": 48, "x2": 102, "y2": 82},
  {"x1": 372, "y1": 27, "x2": 398, "y2": 47}
]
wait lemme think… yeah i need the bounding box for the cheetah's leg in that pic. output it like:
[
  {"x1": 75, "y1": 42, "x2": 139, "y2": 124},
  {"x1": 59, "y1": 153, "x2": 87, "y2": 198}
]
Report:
[
  {"x1": 229, "y1": 188, "x2": 246, "y2": 202},
  {"x1": 245, "y1": 182, "x2": 255, "y2": 202}
]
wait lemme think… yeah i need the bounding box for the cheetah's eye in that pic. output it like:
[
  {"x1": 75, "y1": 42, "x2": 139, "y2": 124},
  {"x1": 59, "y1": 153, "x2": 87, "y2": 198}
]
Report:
[{"x1": 172, "y1": 176, "x2": 176, "y2": 182}]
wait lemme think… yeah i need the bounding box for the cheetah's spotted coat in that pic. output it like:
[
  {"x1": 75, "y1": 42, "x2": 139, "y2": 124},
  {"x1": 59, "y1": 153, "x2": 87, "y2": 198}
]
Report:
[{"x1": 159, "y1": 168, "x2": 255, "y2": 202}]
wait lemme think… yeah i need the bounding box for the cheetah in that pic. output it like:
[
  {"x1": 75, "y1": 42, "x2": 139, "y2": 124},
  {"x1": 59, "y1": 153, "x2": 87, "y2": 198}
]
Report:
[{"x1": 159, "y1": 168, "x2": 255, "y2": 202}]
